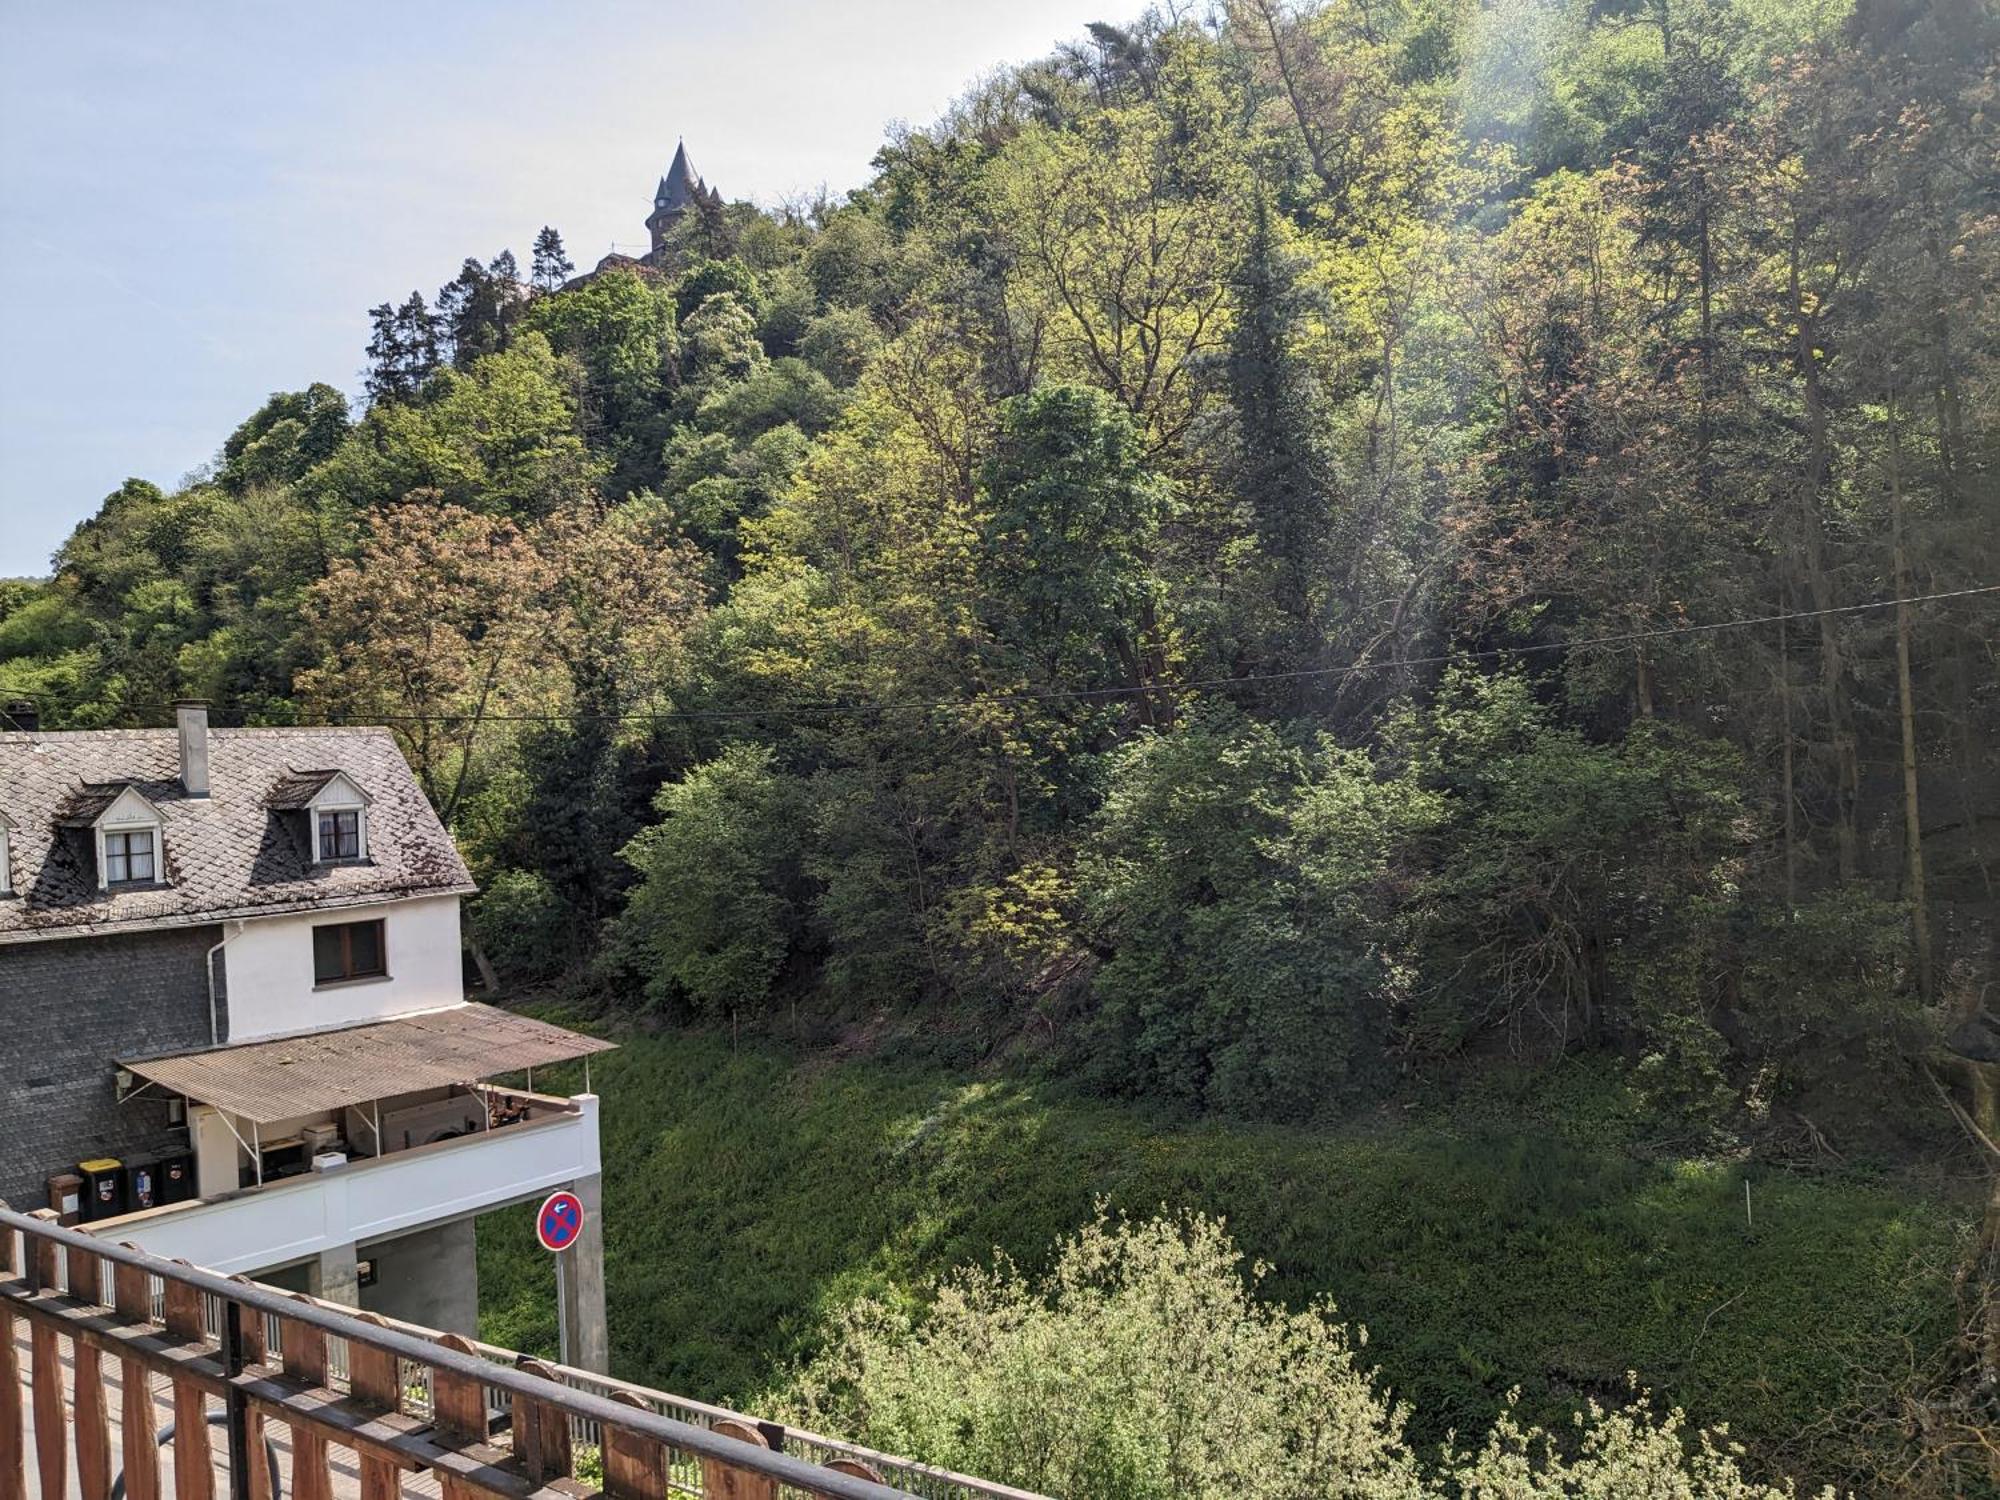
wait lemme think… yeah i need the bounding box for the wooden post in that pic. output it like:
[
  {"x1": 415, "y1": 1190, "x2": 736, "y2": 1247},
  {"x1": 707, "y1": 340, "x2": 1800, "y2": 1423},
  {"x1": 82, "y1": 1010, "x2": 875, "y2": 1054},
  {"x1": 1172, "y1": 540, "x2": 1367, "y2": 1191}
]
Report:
[
  {"x1": 27, "y1": 1213, "x2": 66, "y2": 1500},
  {"x1": 602, "y1": 1391, "x2": 668, "y2": 1500},
  {"x1": 113, "y1": 1251, "x2": 161, "y2": 1500},
  {"x1": 279, "y1": 1298, "x2": 332, "y2": 1500},
  {"x1": 0, "y1": 1208, "x2": 24, "y2": 1500},
  {"x1": 162, "y1": 1263, "x2": 213, "y2": 1500},
  {"x1": 429, "y1": 1333, "x2": 489, "y2": 1500},
  {"x1": 346, "y1": 1313, "x2": 404, "y2": 1500},
  {"x1": 512, "y1": 1356, "x2": 572, "y2": 1486},
  {"x1": 67, "y1": 1248, "x2": 112, "y2": 1500},
  {"x1": 701, "y1": 1418, "x2": 777, "y2": 1500}
]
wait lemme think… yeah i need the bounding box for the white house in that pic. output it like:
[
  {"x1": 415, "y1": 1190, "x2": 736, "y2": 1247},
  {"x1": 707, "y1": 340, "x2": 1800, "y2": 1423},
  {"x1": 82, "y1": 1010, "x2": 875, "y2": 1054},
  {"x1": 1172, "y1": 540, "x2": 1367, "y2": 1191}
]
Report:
[{"x1": 0, "y1": 702, "x2": 609, "y2": 1368}]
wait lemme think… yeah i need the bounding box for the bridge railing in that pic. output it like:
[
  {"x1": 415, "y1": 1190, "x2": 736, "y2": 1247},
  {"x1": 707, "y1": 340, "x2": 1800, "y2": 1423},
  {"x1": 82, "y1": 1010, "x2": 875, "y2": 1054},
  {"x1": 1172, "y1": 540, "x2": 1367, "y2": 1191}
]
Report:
[{"x1": 0, "y1": 1203, "x2": 1046, "y2": 1500}]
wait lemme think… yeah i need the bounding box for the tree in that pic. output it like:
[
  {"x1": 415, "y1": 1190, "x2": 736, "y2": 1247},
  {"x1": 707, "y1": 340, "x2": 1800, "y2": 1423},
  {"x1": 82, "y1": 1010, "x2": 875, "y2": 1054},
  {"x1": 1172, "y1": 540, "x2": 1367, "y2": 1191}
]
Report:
[
  {"x1": 295, "y1": 501, "x2": 553, "y2": 826},
  {"x1": 618, "y1": 744, "x2": 807, "y2": 1015},
  {"x1": 531, "y1": 226, "x2": 574, "y2": 293}
]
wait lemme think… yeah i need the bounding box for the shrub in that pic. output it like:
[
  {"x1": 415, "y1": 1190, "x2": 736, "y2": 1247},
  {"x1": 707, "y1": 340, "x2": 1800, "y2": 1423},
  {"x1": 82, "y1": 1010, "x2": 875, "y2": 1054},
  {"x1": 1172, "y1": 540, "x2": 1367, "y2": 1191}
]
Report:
[
  {"x1": 790, "y1": 1208, "x2": 1824, "y2": 1500},
  {"x1": 469, "y1": 869, "x2": 568, "y2": 986}
]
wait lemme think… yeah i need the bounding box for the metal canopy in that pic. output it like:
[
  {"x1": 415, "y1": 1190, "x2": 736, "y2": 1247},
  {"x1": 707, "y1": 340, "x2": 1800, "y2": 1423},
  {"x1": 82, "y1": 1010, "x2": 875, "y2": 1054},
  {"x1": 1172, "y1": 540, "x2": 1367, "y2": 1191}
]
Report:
[{"x1": 120, "y1": 1003, "x2": 615, "y2": 1124}]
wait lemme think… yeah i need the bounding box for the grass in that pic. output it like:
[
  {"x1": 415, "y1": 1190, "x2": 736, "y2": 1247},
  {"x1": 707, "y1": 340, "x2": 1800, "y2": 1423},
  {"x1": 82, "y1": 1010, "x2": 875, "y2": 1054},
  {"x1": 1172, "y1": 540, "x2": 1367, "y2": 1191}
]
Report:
[{"x1": 478, "y1": 1029, "x2": 1970, "y2": 1488}]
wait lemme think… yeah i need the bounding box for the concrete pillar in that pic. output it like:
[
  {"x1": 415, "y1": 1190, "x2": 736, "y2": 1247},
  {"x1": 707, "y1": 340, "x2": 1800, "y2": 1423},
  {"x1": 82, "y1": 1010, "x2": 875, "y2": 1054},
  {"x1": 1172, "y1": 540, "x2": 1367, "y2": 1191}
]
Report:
[
  {"x1": 308, "y1": 1241, "x2": 360, "y2": 1307},
  {"x1": 360, "y1": 1219, "x2": 479, "y2": 1336},
  {"x1": 557, "y1": 1173, "x2": 609, "y2": 1373}
]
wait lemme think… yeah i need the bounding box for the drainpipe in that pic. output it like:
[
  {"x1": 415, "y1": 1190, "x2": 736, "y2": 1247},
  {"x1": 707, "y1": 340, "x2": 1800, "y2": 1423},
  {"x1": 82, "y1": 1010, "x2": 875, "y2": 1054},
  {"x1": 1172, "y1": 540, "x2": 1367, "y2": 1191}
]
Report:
[{"x1": 205, "y1": 920, "x2": 244, "y2": 1046}]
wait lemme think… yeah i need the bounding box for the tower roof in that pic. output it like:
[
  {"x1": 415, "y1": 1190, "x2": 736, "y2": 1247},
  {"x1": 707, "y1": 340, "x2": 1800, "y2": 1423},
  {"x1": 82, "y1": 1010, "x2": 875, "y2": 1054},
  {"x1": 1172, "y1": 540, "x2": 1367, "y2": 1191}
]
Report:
[{"x1": 655, "y1": 140, "x2": 707, "y2": 214}]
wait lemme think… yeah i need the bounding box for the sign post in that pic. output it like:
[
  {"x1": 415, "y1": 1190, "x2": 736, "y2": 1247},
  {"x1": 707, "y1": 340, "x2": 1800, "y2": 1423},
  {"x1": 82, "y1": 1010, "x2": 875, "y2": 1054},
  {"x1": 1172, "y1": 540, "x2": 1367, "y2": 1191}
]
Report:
[{"x1": 537, "y1": 1189, "x2": 585, "y2": 1364}]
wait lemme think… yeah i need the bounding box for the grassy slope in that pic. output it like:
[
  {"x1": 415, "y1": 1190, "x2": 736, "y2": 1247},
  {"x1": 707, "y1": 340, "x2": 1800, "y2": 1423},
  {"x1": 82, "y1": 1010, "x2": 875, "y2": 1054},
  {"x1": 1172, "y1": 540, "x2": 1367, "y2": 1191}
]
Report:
[{"x1": 479, "y1": 1030, "x2": 1967, "y2": 1484}]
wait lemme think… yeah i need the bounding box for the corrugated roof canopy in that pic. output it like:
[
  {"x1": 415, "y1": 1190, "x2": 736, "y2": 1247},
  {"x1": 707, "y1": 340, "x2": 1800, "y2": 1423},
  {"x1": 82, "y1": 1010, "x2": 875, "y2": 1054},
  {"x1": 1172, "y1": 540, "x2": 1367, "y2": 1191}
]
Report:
[{"x1": 120, "y1": 1004, "x2": 615, "y2": 1124}]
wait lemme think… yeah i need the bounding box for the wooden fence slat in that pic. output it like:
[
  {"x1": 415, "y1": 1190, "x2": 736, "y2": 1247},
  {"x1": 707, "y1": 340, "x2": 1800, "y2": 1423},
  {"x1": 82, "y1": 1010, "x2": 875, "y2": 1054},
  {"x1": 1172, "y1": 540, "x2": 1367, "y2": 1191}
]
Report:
[
  {"x1": 0, "y1": 1296, "x2": 22, "y2": 1500},
  {"x1": 26, "y1": 1213, "x2": 59, "y2": 1295},
  {"x1": 280, "y1": 1299, "x2": 333, "y2": 1500},
  {"x1": 160, "y1": 1262, "x2": 203, "y2": 1344},
  {"x1": 114, "y1": 1248, "x2": 161, "y2": 1500},
  {"x1": 603, "y1": 1390, "x2": 669, "y2": 1500},
  {"x1": 1, "y1": 1210, "x2": 23, "y2": 1500},
  {"x1": 73, "y1": 1334, "x2": 113, "y2": 1500},
  {"x1": 700, "y1": 1417, "x2": 778, "y2": 1500},
  {"x1": 169, "y1": 1375, "x2": 214, "y2": 1500},
  {"x1": 512, "y1": 1356, "x2": 572, "y2": 1486},
  {"x1": 65, "y1": 1245, "x2": 102, "y2": 1307},
  {"x1": 349, "y1": 1313, "x2": 403, "y2": 1500},
  {"x1": 30, "y1": 1299, "x2": 66, "y2": 1500},
  {"x1": 428, "y1": 1333, "x2": 487, "y2": 1444}
]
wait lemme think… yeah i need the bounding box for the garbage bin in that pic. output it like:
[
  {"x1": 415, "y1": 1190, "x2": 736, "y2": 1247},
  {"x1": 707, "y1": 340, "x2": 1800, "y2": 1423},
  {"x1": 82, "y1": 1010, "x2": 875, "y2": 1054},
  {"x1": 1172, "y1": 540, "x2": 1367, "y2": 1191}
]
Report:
[
  {"x1": 157, "y1": 1149, "x2": 195, "y2": 1204},
  {"x1": 77, "y1": 1157, "x2": 125, "y2": 1221},
  {"x1": 46, "y1": 1172, "x2": 83, "y2": 1226},
  {"x1": 123, "y1": 1155, "x2": 160, "y2": 1213}
]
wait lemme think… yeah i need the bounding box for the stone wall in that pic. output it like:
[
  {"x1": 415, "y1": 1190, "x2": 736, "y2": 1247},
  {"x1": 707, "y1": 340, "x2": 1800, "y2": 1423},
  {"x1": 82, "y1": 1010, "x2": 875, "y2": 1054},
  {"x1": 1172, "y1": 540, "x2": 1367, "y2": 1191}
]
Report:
[{"x1": 0, "y1": 924, "x2": 222, "y2": 1207}]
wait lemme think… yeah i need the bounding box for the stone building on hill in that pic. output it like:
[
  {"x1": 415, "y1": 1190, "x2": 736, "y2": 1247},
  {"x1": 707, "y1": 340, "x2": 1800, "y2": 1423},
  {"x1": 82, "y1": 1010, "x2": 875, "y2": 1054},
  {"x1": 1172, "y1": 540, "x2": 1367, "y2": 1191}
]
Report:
[{"x1": 578, "y1": 140, "x2": 722, "y2": 283}]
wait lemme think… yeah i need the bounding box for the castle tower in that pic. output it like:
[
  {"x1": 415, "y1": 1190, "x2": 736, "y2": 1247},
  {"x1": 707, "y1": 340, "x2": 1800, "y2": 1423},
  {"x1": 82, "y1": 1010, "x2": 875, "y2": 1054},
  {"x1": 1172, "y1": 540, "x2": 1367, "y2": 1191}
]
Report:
[{"x1": 646, "y1": 141, "x2": 715, "y2": 258}]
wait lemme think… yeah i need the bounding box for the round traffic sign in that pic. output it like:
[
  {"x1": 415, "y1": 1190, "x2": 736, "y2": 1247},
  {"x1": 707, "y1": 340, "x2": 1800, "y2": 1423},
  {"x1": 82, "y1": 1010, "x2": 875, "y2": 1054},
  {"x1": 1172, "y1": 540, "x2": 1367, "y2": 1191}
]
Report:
[{"x1": 536, "y1": 1189, "x2": 585, "y2": 1253}]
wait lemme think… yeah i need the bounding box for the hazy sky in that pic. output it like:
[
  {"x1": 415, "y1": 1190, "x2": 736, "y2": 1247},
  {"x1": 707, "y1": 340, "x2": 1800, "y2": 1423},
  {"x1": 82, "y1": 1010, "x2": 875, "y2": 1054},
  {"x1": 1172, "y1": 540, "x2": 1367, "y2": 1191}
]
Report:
[{"x1": 0, "y1": 0, "x2": 1104, "y2": 577}]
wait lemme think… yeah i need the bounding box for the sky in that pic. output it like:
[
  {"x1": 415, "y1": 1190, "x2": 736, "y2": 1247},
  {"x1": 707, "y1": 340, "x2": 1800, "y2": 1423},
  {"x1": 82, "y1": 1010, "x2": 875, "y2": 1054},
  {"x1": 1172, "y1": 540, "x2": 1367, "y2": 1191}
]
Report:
[{"x1": 0, "y1": 0, "x2": 1106, "y2": 578}]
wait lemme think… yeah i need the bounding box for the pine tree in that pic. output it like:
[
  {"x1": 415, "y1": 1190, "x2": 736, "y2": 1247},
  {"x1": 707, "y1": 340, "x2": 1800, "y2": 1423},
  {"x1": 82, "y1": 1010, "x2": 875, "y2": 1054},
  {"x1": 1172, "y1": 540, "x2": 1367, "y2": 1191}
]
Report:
[
  {"x1": 393, "y1": 291, "x2": 442, "y2": 390},
  {"x1": 531, "y1": 227, "x2": 573, "y2": 292},
  {"x1": 363, "y1": 301, "x2": 407, "y2": 405}
]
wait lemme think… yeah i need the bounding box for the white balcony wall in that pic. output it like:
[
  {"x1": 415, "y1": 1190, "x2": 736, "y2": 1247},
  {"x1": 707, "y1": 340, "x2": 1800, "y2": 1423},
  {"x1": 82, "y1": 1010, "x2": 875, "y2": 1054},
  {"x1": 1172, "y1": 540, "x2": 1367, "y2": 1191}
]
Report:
[
  {"x1": 94, "y1": 1096, "x2": 600, "y2": 1275},
  {"x1": 222, "y1": 893, "x2": 465, "y2": 1042}
]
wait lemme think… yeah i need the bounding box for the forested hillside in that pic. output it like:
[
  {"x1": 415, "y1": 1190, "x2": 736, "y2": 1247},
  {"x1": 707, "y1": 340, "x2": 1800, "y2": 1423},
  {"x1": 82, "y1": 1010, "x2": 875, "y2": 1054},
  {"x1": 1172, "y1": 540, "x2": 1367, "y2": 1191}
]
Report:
[{"x1": 4, "y1": 0, "x2": 1997, "y2": 1490}]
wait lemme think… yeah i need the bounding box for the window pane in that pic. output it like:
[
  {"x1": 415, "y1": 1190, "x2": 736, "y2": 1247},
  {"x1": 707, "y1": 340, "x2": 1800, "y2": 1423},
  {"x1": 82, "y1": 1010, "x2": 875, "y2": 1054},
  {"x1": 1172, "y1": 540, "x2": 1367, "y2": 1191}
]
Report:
[
  {"x1": 106, "y1": 838, "x2": 127, "y2": 883},
  {"x1": 318, "y1": 809, "x2": 362, "y2": 859},
  {"x1": 313, "y1": 925, "x2": 345, "y2": 983},
  {"x1": 128, "y1": 832, "x2": 154, "y2": 882},
  {"x1": 349, "y1": 920, "x2": 385, "y2": 976}
]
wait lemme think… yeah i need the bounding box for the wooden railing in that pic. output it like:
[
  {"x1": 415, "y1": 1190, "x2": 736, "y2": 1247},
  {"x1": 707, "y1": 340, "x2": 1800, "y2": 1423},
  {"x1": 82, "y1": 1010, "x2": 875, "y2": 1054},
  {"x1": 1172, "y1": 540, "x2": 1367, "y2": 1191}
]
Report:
[{"x1": 0, "y1": 1205, "x2": 1037, "y2": 1500}]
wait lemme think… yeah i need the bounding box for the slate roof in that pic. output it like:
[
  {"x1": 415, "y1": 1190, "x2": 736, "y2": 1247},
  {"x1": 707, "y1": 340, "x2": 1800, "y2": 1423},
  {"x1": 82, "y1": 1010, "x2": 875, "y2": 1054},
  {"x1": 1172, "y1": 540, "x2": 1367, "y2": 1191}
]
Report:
[
  {"x1": 0, "y1": 727, "x2": 475, "y2": 944},
  {"x1": 264, "y1": 769, "x2": 358, "y2": 810},
  {"x1": 652, "y1": 141, "x2": 720, "y2": 219}
]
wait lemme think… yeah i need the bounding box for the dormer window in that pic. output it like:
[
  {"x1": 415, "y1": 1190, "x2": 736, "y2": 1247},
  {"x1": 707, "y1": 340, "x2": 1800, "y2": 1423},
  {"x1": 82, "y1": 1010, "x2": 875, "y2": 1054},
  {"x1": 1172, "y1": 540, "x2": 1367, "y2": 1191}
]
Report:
[
  {"x1": 0, "y1": 811, "x2": 13, "y2": 895},
  {"x1": 268, "y1": 768, "x2": 372, "y2": 865},
  {"x1": 69, "y1": 784, "x2": 168, "y2": 892},
  {"x1": 104, "y1": 828, "x2": 156, "y2": 885}
]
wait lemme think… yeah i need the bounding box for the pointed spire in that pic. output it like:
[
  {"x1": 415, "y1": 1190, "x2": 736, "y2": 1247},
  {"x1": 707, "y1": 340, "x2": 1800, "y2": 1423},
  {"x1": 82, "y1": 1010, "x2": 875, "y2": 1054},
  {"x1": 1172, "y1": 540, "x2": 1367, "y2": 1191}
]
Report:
[{"x1": 660, "y1": 140, "x2": 703, "y2": 211}]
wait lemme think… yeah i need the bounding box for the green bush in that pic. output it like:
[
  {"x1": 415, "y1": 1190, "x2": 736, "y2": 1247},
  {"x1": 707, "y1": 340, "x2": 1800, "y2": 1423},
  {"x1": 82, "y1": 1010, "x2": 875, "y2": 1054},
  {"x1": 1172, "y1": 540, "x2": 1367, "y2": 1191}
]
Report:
[
  {"x1": 791, "y1": 1208, "x2": 1828, "y2": 1500},
  {"x1": 617, "y1": 744, "x2": 806, "y2": 1015}
]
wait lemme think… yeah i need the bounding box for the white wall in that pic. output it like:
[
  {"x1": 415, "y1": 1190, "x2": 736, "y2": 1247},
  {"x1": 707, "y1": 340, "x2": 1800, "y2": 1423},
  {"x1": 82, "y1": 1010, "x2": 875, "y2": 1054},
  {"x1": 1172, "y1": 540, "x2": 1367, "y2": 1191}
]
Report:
[
  {"x1": 97, "y1": 1097, "x2": 602, "y2": 1275},
  {"x1": 222, "y1": 893, "x2": 465, "y2": 1042}
]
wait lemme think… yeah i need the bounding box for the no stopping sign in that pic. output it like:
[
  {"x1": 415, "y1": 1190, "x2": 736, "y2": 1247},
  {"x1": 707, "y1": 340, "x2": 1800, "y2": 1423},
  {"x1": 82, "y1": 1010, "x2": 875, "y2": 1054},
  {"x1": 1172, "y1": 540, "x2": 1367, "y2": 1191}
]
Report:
[{"x1": 536, "y1": 1189, "x2": 585, "y2": 1253}]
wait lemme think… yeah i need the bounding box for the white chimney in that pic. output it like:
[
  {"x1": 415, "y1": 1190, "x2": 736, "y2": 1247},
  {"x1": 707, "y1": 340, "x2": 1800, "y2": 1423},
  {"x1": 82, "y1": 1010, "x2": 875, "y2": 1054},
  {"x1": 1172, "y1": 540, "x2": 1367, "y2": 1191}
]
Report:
[{"x1": 176, "y1": 700, "x2": 210, "y2": 798}]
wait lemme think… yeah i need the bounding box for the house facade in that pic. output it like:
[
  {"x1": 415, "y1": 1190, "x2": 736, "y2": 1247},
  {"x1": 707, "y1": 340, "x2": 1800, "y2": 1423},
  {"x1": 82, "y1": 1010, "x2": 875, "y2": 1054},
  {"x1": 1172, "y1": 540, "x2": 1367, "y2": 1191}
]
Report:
[{"x1": 0, "y1": 702, "x2": 609, "y2": 1368}]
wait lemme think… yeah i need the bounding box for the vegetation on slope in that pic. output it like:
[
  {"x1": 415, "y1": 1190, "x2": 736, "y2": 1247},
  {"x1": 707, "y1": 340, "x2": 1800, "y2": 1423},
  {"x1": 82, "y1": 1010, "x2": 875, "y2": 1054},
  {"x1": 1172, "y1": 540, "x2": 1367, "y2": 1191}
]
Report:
[
  {"x1": 478, "y1": 1031, "x2": 1969, "y2": 1493},
  {"x1": 3, "y1": 0, "x2": 1996, "y2": 1486}
]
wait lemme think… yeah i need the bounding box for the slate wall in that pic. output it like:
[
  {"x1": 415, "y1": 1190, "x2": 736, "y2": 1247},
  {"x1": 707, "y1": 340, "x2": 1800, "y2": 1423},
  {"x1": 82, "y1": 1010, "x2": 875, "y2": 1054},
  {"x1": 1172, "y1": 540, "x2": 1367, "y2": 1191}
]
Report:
[{"x1": 0, "y1": 924, "x2": 223, "y2": 1208}]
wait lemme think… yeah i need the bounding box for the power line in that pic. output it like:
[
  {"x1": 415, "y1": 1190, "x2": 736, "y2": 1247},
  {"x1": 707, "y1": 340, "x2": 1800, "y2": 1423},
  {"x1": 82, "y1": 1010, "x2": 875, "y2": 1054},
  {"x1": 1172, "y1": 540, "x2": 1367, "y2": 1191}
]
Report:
[{"x1": 89, "y1": 581, "x2": 2000, "y2": 730}]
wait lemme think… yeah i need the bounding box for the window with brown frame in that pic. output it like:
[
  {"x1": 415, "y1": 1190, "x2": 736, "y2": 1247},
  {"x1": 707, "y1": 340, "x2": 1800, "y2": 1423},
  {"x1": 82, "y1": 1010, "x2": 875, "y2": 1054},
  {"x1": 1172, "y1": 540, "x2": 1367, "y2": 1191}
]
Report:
[{"x1": 312, "y1": 918, "x2": 386, "y2": 985}]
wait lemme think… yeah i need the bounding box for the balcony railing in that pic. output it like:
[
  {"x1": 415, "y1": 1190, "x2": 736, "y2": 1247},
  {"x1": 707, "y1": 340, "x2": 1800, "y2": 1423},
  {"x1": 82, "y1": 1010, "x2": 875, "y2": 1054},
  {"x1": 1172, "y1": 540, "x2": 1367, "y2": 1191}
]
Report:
[
  {"x1": 1, "y1": 1203, "x2": 1049, "y2": 1500},
  {"x1": 81, "y1": 1095, "x2": 602, "y2": 1276}
]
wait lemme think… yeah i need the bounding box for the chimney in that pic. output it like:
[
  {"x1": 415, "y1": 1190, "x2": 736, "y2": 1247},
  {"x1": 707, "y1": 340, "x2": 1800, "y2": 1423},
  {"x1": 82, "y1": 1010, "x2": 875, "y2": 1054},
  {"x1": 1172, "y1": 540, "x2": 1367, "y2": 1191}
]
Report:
[
  {"x1": 176, "y1": 700, "x2": 210, "y2": 798},
  {"x1": 2, "y1": 700, "x2": 37, "y2": 733}
]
